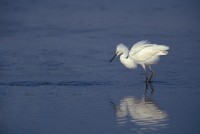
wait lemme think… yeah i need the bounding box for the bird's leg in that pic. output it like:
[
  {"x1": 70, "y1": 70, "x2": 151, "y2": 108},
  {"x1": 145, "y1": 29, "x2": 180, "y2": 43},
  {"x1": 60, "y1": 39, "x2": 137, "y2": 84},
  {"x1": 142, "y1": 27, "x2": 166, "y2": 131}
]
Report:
[
  {"x1": 144, "y1": 82, "x2": 154, "y2": 102},
  {"x1": 142, "y1": 66, "x2": 149, "y2": 83},
  {"x1": 148, "y1": 65, "x2": 154, "y2": 82},
  {"x1": 145, "y1": 70, "x2": 149, "y2": 83},
  {"x1": 149, "y1": 82, "x2": 154, "y2": 95}
]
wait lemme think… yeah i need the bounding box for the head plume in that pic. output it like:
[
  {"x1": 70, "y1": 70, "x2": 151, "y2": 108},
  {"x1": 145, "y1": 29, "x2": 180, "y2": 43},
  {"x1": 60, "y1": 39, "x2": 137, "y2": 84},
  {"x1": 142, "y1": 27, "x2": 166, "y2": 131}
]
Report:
[{"x1": 116, "y1": 43, "x2": 129, "y2": 55}]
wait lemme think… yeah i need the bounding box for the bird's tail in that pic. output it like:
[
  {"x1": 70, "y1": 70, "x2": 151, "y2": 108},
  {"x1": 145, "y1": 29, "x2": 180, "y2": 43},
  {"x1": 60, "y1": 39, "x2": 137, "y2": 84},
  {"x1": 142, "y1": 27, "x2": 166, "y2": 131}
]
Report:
[
  {"x1": 157, "y1": 45, "x2": 169, "y2": 51},
  {"x1": 157, "y1": 51, "x2": 168, "y2": 55},
  {"x1": 156, "y1": 45, "x2": 169, "y2": 55}
]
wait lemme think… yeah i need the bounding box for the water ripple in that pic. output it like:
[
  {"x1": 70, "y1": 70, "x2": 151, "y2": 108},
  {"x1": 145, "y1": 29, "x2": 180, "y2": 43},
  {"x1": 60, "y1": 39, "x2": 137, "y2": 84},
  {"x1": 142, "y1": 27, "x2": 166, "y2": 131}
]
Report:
[{"x1": 0, "y1": 81, "x2": 111, "y2": 87}]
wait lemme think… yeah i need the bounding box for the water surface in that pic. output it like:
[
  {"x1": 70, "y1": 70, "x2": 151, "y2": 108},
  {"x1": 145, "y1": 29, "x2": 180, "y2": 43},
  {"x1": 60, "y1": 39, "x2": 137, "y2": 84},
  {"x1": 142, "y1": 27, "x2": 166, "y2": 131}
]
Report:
[{"x1": 0, "y1": 0, "x2": 200, "y2": 134}]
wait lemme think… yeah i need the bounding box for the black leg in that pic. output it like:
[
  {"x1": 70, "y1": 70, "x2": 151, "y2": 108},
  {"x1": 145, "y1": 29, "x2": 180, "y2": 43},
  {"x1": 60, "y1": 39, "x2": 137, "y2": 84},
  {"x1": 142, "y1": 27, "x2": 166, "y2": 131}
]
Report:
[
  {"x1": 144, "y1": 82, "x2": 154, "y2": 102},
  {"x1": 143, "y1": 68, "x2": 149, "y2": 83},
  {"x1": 148, "y1": 65, "x2": 154, "y2": 82}
]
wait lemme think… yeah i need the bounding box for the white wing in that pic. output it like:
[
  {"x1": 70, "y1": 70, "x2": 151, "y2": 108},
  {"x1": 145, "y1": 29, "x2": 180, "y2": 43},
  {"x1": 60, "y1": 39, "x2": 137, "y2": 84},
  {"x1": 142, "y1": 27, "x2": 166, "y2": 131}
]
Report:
[
  {"x1": 129, "y1": 40, "x2": 152, "y2": 57},
  {"x1": 131, "y1": 44, "x2": 169, "y2": 62}
]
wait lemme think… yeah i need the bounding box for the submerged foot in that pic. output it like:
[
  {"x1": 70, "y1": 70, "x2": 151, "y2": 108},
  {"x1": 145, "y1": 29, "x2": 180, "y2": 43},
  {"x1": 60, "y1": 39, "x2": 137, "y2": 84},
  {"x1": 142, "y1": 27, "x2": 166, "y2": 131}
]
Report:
[
  {"x1": 146, "y1": 77, "x2": 154, "y2": 83},
  {"x1": 145, "y1": 77, "x2": 149, "y2": 83}
]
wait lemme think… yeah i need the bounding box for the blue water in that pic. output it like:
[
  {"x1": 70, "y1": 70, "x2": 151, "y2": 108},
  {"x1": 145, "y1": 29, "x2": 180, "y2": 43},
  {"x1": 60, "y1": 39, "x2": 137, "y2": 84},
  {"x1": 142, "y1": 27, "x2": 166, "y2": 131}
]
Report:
[{"x1": 0, "y1": 0, "x2": 200, "y2": 134}]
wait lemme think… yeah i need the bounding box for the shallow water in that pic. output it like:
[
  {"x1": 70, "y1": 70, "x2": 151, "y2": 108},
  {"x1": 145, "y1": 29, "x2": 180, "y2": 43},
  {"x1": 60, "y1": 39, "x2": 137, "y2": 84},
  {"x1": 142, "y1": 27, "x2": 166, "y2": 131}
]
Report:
[{"x1": 1, "y1": 0, "x2": 200, "y2": 134}]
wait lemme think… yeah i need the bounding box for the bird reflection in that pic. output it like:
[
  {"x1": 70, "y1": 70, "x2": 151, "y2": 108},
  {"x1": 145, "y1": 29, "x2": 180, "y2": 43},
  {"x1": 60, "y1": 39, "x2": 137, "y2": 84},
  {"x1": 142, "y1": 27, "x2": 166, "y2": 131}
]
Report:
[{"x1": 110, "y1": 83, "x2": 168, "y2": 133}]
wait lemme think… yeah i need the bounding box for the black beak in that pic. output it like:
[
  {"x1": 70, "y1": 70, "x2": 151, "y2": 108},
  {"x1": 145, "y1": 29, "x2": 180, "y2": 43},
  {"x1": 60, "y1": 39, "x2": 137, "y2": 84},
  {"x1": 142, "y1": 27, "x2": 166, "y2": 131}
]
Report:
[{"x1": 109, "y1": 53, "x2": 117, "y2": 63}]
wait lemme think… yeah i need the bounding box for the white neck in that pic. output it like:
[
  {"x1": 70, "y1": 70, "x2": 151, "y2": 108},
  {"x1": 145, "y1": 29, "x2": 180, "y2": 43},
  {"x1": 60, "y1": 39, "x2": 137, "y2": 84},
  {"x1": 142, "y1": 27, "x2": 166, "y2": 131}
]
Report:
[{"x1": 119, "y1": 51, "x2": 137, "y2": 69}]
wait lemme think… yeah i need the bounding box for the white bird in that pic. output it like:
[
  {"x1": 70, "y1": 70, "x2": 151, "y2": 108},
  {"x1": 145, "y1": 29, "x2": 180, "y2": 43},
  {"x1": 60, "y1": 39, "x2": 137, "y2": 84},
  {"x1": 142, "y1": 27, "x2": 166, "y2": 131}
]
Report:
[{"x1": 109, "y1": 40, "x2": 169, "y2": 82}]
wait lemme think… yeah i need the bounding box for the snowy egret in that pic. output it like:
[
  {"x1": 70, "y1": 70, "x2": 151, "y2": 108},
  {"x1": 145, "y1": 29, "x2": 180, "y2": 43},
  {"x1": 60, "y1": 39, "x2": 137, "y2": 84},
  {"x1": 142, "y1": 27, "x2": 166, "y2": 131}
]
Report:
[{"x1": 109, "y1": 40, "x2": 169, "y2": 82}]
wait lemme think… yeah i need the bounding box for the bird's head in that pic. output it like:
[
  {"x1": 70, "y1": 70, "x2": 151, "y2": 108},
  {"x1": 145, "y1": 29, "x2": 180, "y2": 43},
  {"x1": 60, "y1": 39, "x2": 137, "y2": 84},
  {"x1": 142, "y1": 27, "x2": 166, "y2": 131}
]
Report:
[
  {"x1": 110, "y1": 43, "x2": 128, "y2": 63},
  {"x1": 116, "y1": 43, "x2": 129, "y2": 55}
]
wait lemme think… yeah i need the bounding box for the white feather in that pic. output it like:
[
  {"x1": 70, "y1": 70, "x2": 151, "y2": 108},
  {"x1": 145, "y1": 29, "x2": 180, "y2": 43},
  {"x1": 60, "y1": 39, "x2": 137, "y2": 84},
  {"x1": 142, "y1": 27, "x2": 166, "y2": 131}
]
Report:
[{"x1": 129, "y1": 41, "x2": 169, "y2": 65}]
